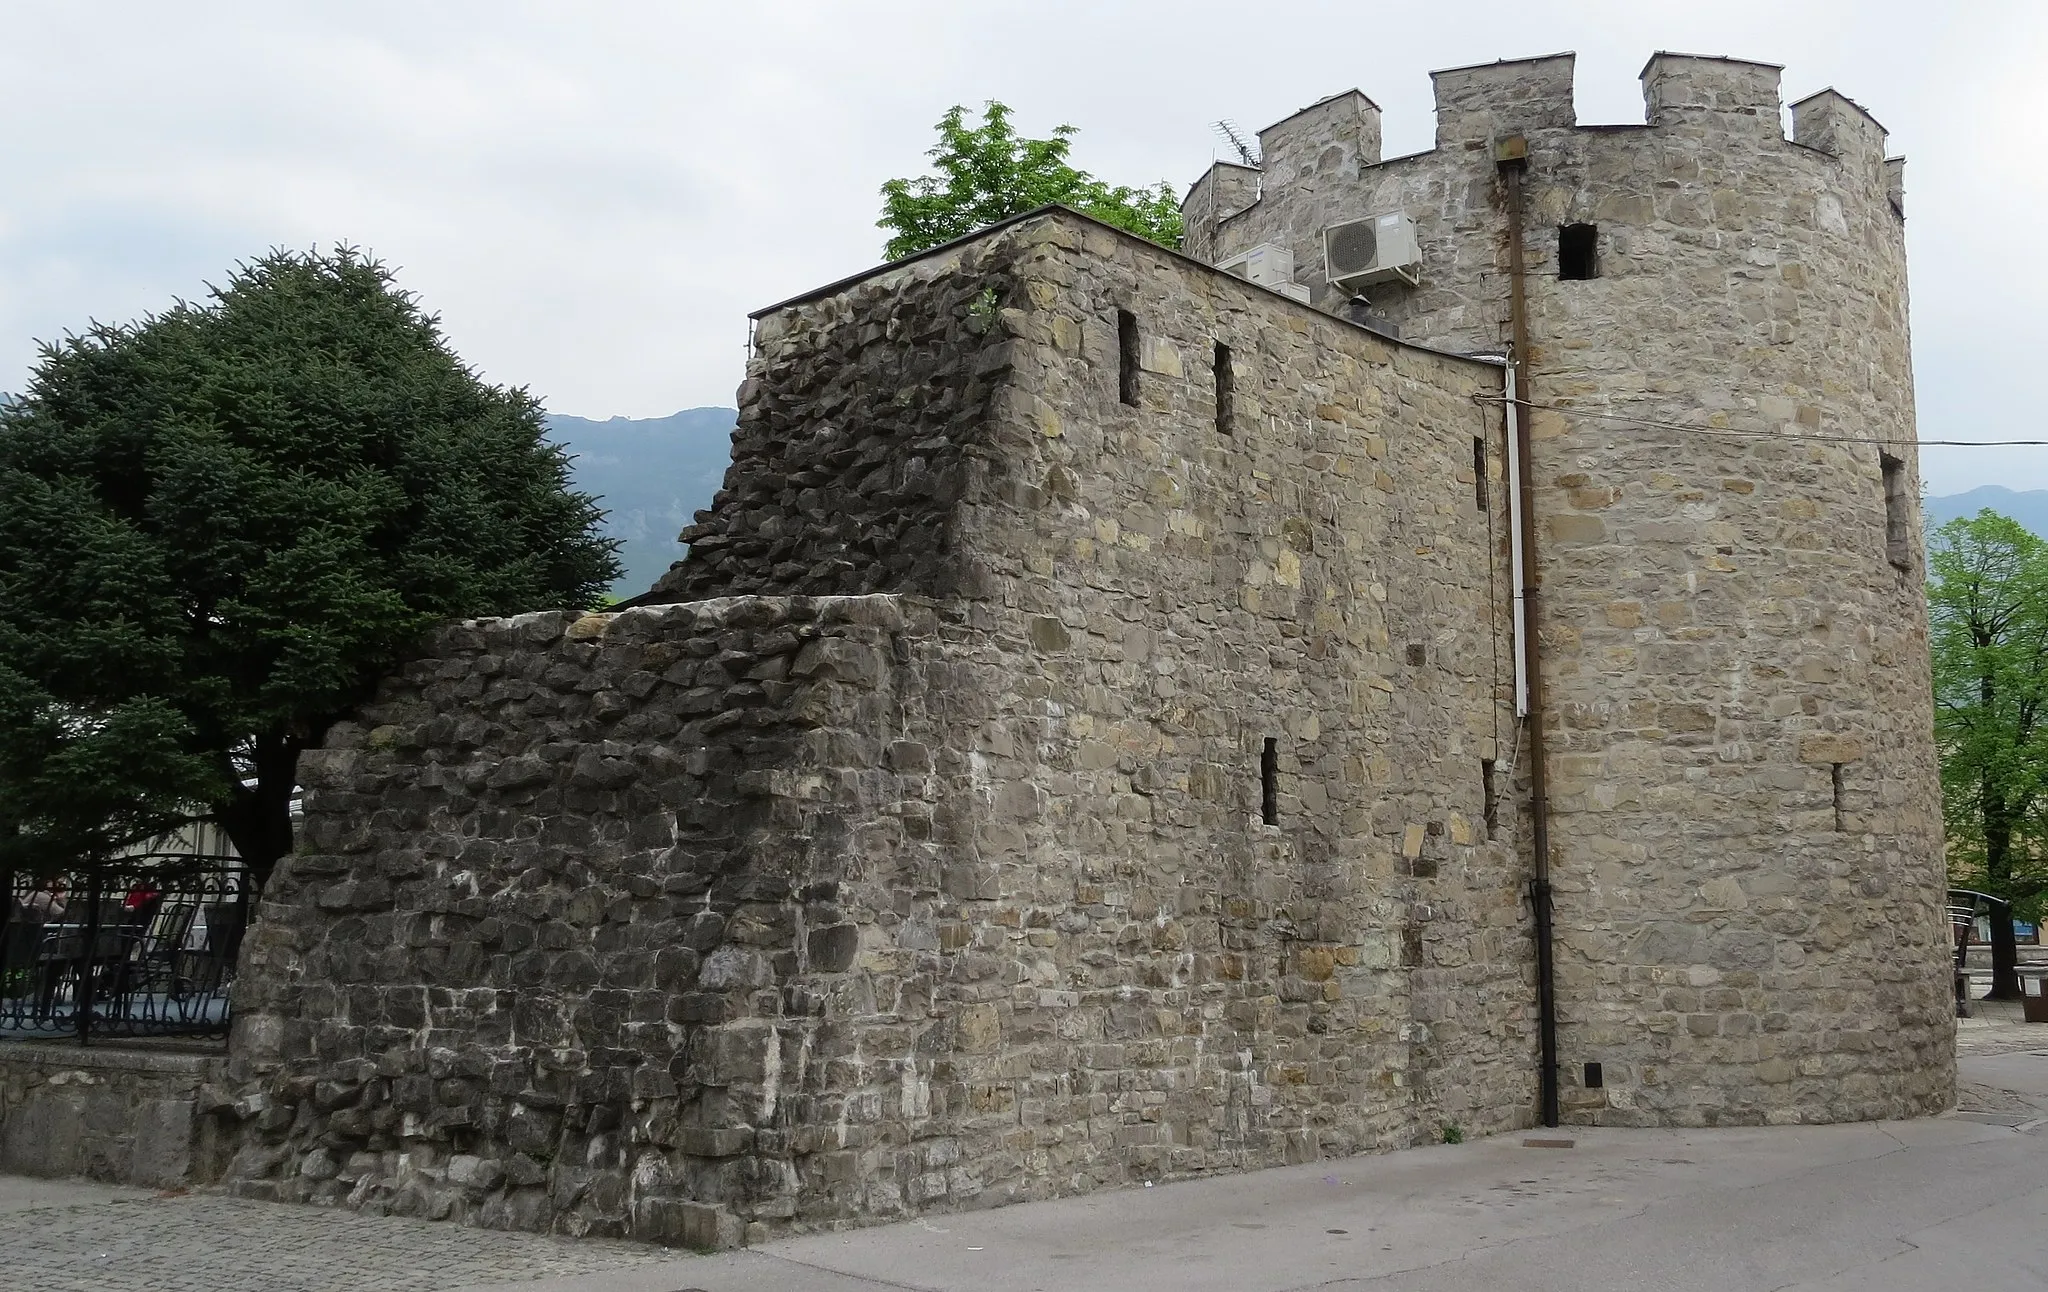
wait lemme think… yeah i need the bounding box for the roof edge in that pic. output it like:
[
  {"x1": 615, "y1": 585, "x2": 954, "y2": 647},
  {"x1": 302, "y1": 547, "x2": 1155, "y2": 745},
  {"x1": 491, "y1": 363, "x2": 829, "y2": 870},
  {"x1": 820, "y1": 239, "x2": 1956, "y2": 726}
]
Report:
[
  {"x1": 748, "y1": 206, "x2": 1062, "y2": 320},
  {"x1": 1637, "y1": 50, "x2": 1784, "y2": 79},
  {"x1": 1429, "y1": 51, "x2": 1575, "y2": 79},
  {"x1": 1787, "y1": 85, "x2": 1889, "y2": 135},
  {"x1": 1256, "y1": 88, "x2": 1382, "y2": 140},
  {"x1": 748, "y1": 205, "x2": 1503, "y2": 371}
]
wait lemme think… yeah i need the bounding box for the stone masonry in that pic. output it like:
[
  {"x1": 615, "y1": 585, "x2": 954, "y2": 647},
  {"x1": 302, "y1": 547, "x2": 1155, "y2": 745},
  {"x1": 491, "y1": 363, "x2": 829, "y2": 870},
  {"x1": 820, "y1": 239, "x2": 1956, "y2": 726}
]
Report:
[
  {"x1": 223, "y1": 211, "x2": 1534, "y2": 1239},
  {"x1": 217, "y1": 49, "x2": 1952, "y2": 1245},
  {"x1": 1189, "y1": 52, "x2": 1951, "y2": 1123},
  {"x1": 0, "y1": 1045, "x2": 231, "y2": 1188}
]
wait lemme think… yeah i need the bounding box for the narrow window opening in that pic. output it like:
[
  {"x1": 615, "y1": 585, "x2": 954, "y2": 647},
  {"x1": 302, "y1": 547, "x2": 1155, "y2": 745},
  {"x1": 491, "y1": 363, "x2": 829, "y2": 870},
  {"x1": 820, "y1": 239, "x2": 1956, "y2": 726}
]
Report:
[
  {"x1": 1117, "y1": 309, "x2": 1140, "y2": 406},
  {"x1": 1472, "y1": 435, "x2": 1488, "y2": 511},
  {"x1": 1260, "y1": 738, "x2": 1278, "y2": 826},
  {"x1": 1214, "y1": 341, "x2": 1234, "y2": 434},
  {"x1": 1558, "y1": 223, "x2": 1599, "y2": 280},
  {"x1": 1880, "y1": 452, "x2": 1911, "y2": 571},
  {"x1": 1831, "y1": 762, "x2": 1846, "y2": 832},
  {"x1": 1481, "y1": 758, "x2": 1498, "y2": 840},
  {"x1": 1584, "y1": 1062, "x2": 1604, "y2": 1089}
]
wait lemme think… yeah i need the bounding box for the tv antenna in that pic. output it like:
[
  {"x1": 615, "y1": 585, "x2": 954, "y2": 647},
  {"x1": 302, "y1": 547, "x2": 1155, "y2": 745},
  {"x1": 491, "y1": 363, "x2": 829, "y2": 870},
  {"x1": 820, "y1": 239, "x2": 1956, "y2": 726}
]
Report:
[{"x1": 1212, "y1": 120, "x2": 1259, "y2": 167}]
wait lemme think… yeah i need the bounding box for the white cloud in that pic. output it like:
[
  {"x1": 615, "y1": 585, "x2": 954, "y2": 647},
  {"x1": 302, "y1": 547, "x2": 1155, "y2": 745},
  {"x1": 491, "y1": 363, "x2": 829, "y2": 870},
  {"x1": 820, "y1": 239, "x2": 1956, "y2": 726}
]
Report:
[{"x1": 2, "y1": 0, "x2": 2042, "y2": 490}]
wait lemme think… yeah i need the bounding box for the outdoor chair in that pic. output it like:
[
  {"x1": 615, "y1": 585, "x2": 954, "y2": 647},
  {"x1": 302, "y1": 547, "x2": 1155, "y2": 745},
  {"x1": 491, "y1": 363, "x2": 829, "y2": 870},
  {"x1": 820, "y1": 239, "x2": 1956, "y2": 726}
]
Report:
[
  {"x1": 0, "y1": 900, "x2": 76, "y2": 1023},
  {"x1": 1950, "y1": 899, "x2": 1981, "y2": 1016},
  {"x1": 178, "y1": 901, "x2": 248, "y2": 996},
  {"x1": 33, "y1": 922, "x2": 142, "y2": 1022},
  {"x1": 109, "y1": 901, "x2": 198, "y2": 1011},
  {"x1": 0, "y1": 909, "x2": 40, "y2": 1009}
]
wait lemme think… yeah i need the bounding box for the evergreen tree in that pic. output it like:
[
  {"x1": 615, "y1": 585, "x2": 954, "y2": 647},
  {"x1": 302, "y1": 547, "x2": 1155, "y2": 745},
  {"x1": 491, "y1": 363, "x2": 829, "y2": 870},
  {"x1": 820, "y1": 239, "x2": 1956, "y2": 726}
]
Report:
[{"x1": 0, "y1": 247, "x2": 620, "y2": 884}]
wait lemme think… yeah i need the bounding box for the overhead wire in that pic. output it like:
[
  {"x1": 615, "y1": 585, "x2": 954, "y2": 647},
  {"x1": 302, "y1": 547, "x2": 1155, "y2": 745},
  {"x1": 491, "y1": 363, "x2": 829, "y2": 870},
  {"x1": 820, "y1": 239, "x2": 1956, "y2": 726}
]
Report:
[{"x1": 1469, "y1": 394, "x2": 2048, "y2": 447}]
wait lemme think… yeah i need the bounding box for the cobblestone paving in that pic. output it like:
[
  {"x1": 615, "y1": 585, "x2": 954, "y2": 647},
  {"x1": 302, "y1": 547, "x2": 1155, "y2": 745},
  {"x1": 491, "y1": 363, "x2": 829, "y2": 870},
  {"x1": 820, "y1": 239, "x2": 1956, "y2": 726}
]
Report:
[
  {"x1": 1956, "y1": 1008, "x2": 2048, "y2": 1057},
  {"x1": 1953, "y1": 1008, "x2": 2048, "y2": 1119},
  {"x1": 0, "y1": 1190, "x2": 685, "y2": 1292}
]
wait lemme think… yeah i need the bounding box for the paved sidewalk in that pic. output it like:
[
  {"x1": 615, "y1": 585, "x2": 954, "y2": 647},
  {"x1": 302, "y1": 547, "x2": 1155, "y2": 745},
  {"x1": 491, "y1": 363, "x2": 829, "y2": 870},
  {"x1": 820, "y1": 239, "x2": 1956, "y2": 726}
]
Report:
[
  {"x1": 0, "y1": 1177, "x2": 677, "y2": 1292},
  {"x1": 4, "y1": 1032, "x2": 2046, "y2": 1292}
]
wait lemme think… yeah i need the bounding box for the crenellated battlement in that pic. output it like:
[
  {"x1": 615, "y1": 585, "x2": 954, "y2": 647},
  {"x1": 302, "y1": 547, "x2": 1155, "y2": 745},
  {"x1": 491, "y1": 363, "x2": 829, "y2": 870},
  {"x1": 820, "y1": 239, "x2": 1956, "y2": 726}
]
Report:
[
  {"x1": 1640, "y1": 52, "x2": 1783, "y2": 136},
  {"x1": 1791, "y1": 89, "x2": 1892, "y2": 175},
  {"x1": 1256, "y1": 89, "x2": 1382, "y2": 187},
  {"x1": 1190, "y1": 51, "x2": 1899, "y2": 217},
  {"x1": 1183, "y1": 51, "x2": 1905, "y2": 267},
  {"x1": 1429, "y1": 52, "x2": 1577, "y2": 150},
  {"x1": 1181, "y1": 160, "x2": 1260, "y2": 257}
]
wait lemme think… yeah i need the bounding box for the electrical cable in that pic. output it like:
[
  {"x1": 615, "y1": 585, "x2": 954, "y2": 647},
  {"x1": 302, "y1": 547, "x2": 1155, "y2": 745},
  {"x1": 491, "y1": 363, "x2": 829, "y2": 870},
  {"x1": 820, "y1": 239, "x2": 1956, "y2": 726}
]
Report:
[{"x1": 1469, "y1": 394, "x2": 2048, "y2": 447}]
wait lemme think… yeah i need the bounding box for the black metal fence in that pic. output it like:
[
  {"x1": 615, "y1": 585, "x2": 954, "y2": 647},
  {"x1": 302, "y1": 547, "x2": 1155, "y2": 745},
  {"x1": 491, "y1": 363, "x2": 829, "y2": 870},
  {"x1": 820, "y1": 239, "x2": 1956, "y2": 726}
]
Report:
[{"x1": 1, "y1": 854, "x2": 253, "y2": 1044}]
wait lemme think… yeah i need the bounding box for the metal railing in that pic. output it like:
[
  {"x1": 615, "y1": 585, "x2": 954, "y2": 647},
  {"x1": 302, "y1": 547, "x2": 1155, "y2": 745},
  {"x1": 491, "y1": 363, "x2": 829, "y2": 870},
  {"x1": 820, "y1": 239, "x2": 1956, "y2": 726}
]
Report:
[{"x1": 1, "y1": 853, "x2": 253, "y2": 1044}]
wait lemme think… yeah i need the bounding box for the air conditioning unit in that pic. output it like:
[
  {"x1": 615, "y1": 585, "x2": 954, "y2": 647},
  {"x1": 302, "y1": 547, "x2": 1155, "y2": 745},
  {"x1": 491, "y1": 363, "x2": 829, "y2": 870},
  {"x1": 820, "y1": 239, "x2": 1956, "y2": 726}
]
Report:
[
  {"x1": 1323, "y1": 212, "x2": 1421, "y2": 291},
  {"x1": 1215, "y1": 242, "x2": 1299, "y2": 292}
]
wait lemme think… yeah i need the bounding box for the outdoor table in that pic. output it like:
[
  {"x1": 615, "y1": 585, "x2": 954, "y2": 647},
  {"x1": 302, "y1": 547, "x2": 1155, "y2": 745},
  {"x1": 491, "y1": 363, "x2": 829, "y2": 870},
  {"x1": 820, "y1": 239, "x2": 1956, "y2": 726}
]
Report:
[{"x1": 33, "y1": 922, "x2": 141, "y2": 1017}]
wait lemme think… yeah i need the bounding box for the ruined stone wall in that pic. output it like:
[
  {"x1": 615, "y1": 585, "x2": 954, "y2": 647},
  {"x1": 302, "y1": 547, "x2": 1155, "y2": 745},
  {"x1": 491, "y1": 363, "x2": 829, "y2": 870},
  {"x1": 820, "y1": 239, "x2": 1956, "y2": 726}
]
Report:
[
  {"x1": 648, "y1": 244, "x2": 1018, "y2": 604},
  {"x1": 1188, "y1": 54, "x2": 1953, "y2": 1124},
  {"x1": 662, "y1": 212, "x2": 1535, "y2": 1174},
  {"x1": 224, "y1": 596, "x2": 969, "y2": 1244},
  {"x1": 224, "y1": 212, "x2": 1534, "y2": 1241},
  {"x1": 710, "y1": 218, "x2": 1532, "y2": 1209}
]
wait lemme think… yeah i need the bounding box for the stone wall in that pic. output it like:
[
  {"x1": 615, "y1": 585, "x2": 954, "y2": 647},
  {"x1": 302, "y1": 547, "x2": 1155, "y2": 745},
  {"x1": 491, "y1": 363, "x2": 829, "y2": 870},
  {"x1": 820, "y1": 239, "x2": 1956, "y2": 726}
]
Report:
[
  {"x1": 224, "y1": 211, "x2": 1537, "y2": 1241},
  {"x1": 224, "y1": 595, "x2": 947, "y2": 1244},
  {"x1": 1190, "y1": 53, "x2": 1953, "y2": 1123},
  {"x1": 940, "y1": 217, "x2": 1534, "y2": 1165},
  {"x1": 222, "y1": 54, "x2": 1959, "y2": 1238},
  {"x1": 648, "y1": 244, "x2": 1017, "y2": 603},
  {"x1": 0, "y1": 1045, "x2": 230, "y2": 1188}
]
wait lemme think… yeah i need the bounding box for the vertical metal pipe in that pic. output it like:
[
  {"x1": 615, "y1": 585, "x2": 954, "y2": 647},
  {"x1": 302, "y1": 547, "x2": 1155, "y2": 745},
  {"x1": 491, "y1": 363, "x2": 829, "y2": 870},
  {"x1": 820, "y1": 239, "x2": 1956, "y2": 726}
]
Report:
[
  {"x1": 1504, "y1": 363, "x2": 1529, "y2": 718},
  {"x1": 1499, "y1": 139, "x2": 1560, "y2": 1129}
]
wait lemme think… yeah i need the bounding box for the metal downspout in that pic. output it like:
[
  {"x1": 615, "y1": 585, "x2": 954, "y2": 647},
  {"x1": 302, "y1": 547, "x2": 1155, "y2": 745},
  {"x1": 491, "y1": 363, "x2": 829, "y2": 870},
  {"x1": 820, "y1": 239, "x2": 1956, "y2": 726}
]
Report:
[{"x1": 1499, "y1": 136, "x2": 1560, "y2": 1129}]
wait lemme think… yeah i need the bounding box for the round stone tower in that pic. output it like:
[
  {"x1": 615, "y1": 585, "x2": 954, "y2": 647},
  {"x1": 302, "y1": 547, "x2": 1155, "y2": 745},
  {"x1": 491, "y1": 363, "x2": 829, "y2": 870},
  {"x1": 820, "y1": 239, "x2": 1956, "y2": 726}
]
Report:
[{"x1": 1187, "y1": 52, "x2": 1952, "y2": 1125}]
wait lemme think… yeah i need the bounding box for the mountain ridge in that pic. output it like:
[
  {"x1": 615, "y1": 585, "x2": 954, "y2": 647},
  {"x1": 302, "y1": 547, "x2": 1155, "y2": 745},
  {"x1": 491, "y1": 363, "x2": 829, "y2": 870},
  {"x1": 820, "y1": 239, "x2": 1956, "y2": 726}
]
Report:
[
  {"x1": 538, "y1": 410, "x2": 2048, "y2": 595},
  {"x1": 543, "y1": 406, "x2": 736, "y2": 596},
  {"x1": 16, "y1": 389, "x2": 2033, "y2": 596},
  {"x1": 1921, "y1": 485, "x2": 2048, "y2": 538}
]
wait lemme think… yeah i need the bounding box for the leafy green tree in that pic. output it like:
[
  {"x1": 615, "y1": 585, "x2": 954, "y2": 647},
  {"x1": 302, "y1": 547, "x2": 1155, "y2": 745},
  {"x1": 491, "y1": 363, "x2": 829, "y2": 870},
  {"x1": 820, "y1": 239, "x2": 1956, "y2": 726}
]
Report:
[
  {"x1": 1929, "y1": 510, "x2": 2048, "y2": 998},
  {"x1": 879, "y1": 101, "x2": 1183, "y2": 260},
  {"x1": 0, "y1": 247, "x2": 620, "y2": 885}
]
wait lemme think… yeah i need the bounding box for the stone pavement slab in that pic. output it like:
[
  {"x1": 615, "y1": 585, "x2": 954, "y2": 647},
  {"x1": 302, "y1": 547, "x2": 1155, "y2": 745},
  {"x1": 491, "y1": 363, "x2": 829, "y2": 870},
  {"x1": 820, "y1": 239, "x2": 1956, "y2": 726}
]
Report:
[
  {"x1": 638, "y1": 1118, "x2": 2040, "y2": 1292},
  {"x1": 1961, "y1": 1050, "x2": 2048, "y2": 1104},
  {"x1": 467, "y1": 1110, "x2": 2046, "y2": 1292}
]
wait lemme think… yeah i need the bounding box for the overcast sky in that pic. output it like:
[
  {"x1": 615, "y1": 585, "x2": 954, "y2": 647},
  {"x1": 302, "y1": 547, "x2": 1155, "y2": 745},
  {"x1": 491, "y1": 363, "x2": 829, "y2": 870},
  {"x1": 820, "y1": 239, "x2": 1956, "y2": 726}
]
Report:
[{"x1": 3, "y1": 1, "x2": 2041, "y2": 494}]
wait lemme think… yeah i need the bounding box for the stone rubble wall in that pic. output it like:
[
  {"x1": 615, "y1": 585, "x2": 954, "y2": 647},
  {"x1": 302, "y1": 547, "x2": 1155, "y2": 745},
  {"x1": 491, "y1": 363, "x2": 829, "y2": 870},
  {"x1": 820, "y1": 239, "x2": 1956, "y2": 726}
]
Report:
[
  {"x1": 222, "y1": 211, "x2": 1539, "y2": 1242},
  {"x1": 647, "y1": 242, "x2": 1019, "y2": 604},
  {"x1": 224, "y1": 596, "x2": 967, "y2": 1244},
  {"x1": 663, "y1": 212, "x2": 1537, "y2": 1176},
  {"x1": 1191, "y1": 53, "x2": 1953, "y2": 1123}
]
